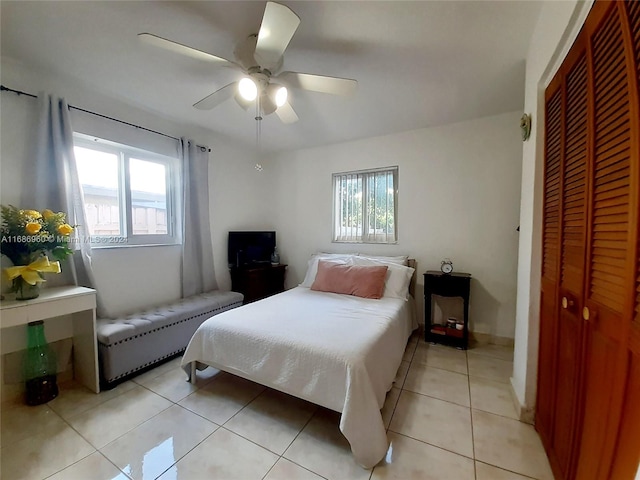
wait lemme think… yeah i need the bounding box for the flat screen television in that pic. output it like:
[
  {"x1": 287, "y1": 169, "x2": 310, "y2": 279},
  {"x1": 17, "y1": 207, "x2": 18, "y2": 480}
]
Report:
[{"x1": 228, "y1": 231, "x2": 276, "y2": 267}]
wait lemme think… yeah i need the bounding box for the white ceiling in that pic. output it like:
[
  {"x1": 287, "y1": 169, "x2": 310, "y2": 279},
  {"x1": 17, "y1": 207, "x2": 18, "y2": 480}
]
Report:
[{"x1": 1, "y1": 1, "x2": 541, "y2": 153}]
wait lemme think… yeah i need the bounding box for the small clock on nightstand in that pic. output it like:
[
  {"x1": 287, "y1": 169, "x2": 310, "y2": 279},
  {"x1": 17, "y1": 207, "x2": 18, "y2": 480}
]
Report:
[{"x1": 440, "y1": 258, "x2": 453, "y2": 275}]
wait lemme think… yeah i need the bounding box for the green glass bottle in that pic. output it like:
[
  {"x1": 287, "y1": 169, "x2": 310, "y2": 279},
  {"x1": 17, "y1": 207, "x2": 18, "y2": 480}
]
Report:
[{"x1": 24, "y1": 320, "x2": 58, "y2": 405}]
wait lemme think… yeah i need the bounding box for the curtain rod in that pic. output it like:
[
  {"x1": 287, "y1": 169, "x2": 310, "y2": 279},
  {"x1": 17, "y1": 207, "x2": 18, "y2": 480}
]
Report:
[{"x1": 1, "y1": 84, "x2": 188, "y2": 145}]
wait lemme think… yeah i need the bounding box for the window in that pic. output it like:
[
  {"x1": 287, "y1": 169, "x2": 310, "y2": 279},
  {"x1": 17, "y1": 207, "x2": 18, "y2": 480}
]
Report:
[
  {"x1": 73, "y1": 134, "x2": 180, "y2": 246},
  {"x1": 333, "y1": 167, "x2": 398, "y2": 243}
]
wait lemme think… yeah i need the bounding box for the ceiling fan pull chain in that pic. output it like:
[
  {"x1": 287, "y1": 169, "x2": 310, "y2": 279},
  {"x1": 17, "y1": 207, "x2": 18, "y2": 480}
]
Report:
[{"x1": 255, "y1": 96, "x2": 263, "y2": 171}]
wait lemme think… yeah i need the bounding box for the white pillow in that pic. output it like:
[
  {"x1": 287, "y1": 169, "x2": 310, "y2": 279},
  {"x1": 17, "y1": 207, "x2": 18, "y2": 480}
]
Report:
[
  {"x1": 299, "y1": 253, "x2": 357, "y2": 287},
  {"x1": 357, "y1": 254, "x2": 409, "y2": 266},
  {"x1": 349, "y1": 256, "x2": 414, "y2": 299}
]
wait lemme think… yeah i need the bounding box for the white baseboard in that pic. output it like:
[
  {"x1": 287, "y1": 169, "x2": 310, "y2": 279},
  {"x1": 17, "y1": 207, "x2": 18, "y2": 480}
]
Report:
[
  {"x1": 469, "y1": 331, "x2": 515, "y2": 348},
  {"x1": 510, "y1": 377, "x2": 535, "y2": 424}
]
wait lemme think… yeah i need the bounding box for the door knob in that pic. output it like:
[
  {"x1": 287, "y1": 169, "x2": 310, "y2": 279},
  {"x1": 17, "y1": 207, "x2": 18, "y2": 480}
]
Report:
[
  {"x1": 583, "y1": 306, "x2": 591, "y2": 321},
  {"x1": 562, "y1": 297, "x2": 574, "y2": 309}
]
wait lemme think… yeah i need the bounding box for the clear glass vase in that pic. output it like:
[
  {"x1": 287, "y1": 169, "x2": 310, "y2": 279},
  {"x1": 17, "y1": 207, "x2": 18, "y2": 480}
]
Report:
[{"x1": 13, "y1": 276, "x2": 41, "y2": 300}]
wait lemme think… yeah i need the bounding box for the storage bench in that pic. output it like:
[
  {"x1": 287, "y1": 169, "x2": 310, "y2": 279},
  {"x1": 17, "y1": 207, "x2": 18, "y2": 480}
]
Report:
[{"x1": 97, "y1": 290, "x2": 243, "y2": 386}]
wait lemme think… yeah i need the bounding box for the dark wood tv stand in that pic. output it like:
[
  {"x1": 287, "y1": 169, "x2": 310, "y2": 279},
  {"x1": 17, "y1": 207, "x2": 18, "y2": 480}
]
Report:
[{"x1": 230, "y1": 264, "x2": 287, "y2": 304}]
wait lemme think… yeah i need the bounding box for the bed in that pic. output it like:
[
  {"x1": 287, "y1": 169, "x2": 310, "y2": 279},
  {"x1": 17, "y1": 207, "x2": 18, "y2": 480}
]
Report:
[{"x1": 181, "y1": 255, "x2": 417, "y2": 468}]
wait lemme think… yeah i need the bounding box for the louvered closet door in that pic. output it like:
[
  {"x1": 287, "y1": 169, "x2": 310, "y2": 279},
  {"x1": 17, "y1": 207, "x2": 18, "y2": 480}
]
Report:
[
  {"x1": 536, "y1": 32, "x2": 591, "y2": 480},
  {"x1": 553, "y1": 37, "x2": 589, "y2": 480},
  {"x1": 576, "y1": 2, "x2": 639, "y2": 478},
  {"x1": 538, "y1": 2, "x2": 640, "y2": 479},
  {"x1": 536, "y1": 81, "x2": 563, "y2": 452},
  {"x1": 609, "y1": 1, "x2": 640, "y2": 478}
]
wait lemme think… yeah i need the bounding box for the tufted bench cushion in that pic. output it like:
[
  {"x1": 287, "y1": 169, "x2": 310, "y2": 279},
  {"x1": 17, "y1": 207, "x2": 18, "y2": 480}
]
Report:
[{"x1": 97, "y1": 290, "x2": 244, "y2": 386}]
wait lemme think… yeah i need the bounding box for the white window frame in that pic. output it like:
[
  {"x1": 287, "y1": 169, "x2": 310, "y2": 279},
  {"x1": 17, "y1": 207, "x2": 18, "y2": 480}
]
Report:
[
  {"x1": 332, "y1": 166, "x2": 398, "y2": 244},
  {"x1": 73, "y1": 134, "x2": 180, "y2": 247}
]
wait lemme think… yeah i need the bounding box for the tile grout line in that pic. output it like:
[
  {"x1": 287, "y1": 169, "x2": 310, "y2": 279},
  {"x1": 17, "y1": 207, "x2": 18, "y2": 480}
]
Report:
[
  {"x1": 466, "y1": 372, "x2": 511, "y2": 385},
  {"x1": 96, "y1": 451, "x2": 135, "y2": 480},
  {"x1": 466, "y1": 346, "x2": 514, "y2": 362},
  {"x1": 13, "y1": 363, "x2": 232, "y2": 480},
  {"x1": 153, "y1": 368, "x2": 270, "y2": 475},
  {"x1": 411, "y1": 362, "x2": 469, "y2": 376},
  {"x1": 181, "y1": 376, "x2": 327, "y2": 480},
  {"x1": 89, "y1": 384, "x2": 175, "y2": 478},
  {"x1": 383, "y1": 335, "x2": 477, "y2": 471},
  {"x1": 39, "y1": 452, "x2": 132, "y2": 480},
  {"x1": 278, "y1": 404, "x2": 318, "y2": 456},
  {"x1": 257, "y1": 424, "x2": 327, "y2": 480},
  {"x1": 400, "y1": 385, "x2": 471, "y2": 410},
  {"x1": 37, "y1": 397, "x2": 102, "y2": 479},
  {"x1": 94, "y1": 366, "x2": 222, "y2": 478},
  {"x1": 373, "y1": 335, "x2": 421, "y2": 480},
  {"x1": 468, "y1": 344, "x2": 522, "y2": 480},
  {"x1": 23, "y1": 382, "x2": 135, "y2": 479},
  {"x1": 411, "y1": 338, "x2": 469, "y2": 375},
  {"x1": 468, "y1": 349, "x2": 478, "y2": 480},
  {"x1": 386, "y1": 429, "x2": 476, "y2": 463},
  {"x1": 175, "y1": 368, "x2": 337, "y2": 480},
  {"x1": 19, "y1": 341, "x2": 512, "y2": 480},
  {"x1": 266, "y1": 405, "x2": 325, "y2": 480},
  {"x1": 45, "y1": 379, "x2": 145, "y2": 422},
  {"x1": 272, "y1": 457, "x2": 330, "y2": 480},
  {"x1": 163, "y1": 350, "x2": 509, "y2": 479},
  {"x1": 134, "y1": 367, "x2": 228, "y2": 480},
  {"x1": 475, "y1": 460, "x2": 540, "y2": 480},
  {"x1": 383, "y1": 334, "x2": 421, "y2": 433}
]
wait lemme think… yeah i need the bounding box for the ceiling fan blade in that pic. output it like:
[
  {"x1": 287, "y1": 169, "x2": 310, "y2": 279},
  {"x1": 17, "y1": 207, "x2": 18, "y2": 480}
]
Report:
[
  {"x1": 254, "y1": 2, "x2": 300, "y2": 70},
  {"x1": 260, "y1": 93, "x2": 278, "y2": 116},
  {"x1": 193, "y1": 83, "x2": 237, "y2": 110},
  {"x1": 275, "y1": 101, "x2": 299, "y2": 124},
  {"x1": 139, "y1": 33, "x2": 240, "y2": 69},
  {"x1": 276, "y1": 72, "x2": 357, "y2": 96}
]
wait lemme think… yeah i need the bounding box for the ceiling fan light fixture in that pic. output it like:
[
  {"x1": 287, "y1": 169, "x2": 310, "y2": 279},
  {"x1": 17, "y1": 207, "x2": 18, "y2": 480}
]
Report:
[
  {"x1": 265, "y1": 83, "x2": 287, "y2": 109},
  {"x1": 234, "y1": 90, "x2": 253, "y2": 110},
  {"x1": 238, "y1": 77, "x2": 258, "y2": 101},
  {"x1": 275, "y1": 86, "x2": 287, "y2": 107}
]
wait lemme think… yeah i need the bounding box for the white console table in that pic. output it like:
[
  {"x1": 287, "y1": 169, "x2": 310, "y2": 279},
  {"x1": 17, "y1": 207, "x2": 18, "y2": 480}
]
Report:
[{"x1": 0, "y1": 286, "x2": 99, "y2": 393}]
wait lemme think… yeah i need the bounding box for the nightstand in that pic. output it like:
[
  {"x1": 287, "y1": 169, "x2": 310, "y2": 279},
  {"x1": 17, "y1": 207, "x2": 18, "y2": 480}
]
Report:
[
  {"x1": 230, "y1": 264, "x2": 287, "y2": 304},
  {"x1": 424, "y1": 271, "x2": 471, "y2": 349}
]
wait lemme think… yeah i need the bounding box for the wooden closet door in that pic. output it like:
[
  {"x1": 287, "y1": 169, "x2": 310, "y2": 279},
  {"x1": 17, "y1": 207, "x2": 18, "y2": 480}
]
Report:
[
  {"x1": 536, "y1": 81, "x2": 563, "y2": 453},
  {"x1": 538, "y1": 2, "x2": 640, "y2": 478},
  {"x1": 609, "y1": 1, "x2": 640, "y2": 477},
  {"x1": 554, "y1": 36, "x2": 589, "y2": 480},
  {"x1": 576, "y1": 2, "x2": 639, "y2": 478},
  {"x1": 537, "y1": 32, "x2": 592, "y2": 480}
]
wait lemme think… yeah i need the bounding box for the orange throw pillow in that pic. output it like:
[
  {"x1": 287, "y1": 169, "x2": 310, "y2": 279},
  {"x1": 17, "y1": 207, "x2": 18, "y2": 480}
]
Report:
[{"x1": 310, "y1": 260, "x2": 388, "y2": 299}]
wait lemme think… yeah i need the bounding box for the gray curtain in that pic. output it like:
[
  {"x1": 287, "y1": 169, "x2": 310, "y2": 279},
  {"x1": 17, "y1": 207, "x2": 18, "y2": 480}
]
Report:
[
  {"x1": 181, "y1": 139, "x2": 217, "y2": 297},
  {"x1": 28, "y1": 93, "x2": 101, "y2": 312}
]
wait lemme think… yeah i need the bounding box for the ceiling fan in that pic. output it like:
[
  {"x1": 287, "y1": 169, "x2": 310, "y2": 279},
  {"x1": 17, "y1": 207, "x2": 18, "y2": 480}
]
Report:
[{"x1": 139, "y1": 2, "x2": 357, "y2": 124}]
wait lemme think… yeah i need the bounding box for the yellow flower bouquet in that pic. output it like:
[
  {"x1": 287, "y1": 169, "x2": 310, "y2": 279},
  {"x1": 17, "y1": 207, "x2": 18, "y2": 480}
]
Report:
[{"x1": 1, "y1": 205, "x2": 75, "y2": 300}]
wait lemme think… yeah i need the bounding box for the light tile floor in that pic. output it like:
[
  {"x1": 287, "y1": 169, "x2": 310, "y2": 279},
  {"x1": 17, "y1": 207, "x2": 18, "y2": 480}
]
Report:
[{"x1": 0, "y1": 334, "x2": 553, "y2": 480}]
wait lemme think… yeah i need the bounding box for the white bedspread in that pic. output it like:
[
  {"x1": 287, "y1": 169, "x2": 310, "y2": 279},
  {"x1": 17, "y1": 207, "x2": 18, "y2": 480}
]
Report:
[{"x1": 181, "y1": 287, "x2": 415, "y2": 468}]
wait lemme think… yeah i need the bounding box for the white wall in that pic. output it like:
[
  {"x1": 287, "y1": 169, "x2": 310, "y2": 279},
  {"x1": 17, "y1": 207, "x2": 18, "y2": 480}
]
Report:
[
  {"x1": 271, "y1": 111, "x2": 522, "y2": 339},
  {"x1": 512, "y1": 0, "x2": 593, "y2": 417},
  {"x1": 0, "y1": 57, "x2": 273, "y2": 315},
  {"x1": 210, "y1": 144, "x2": 279, "y2": 291}
]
